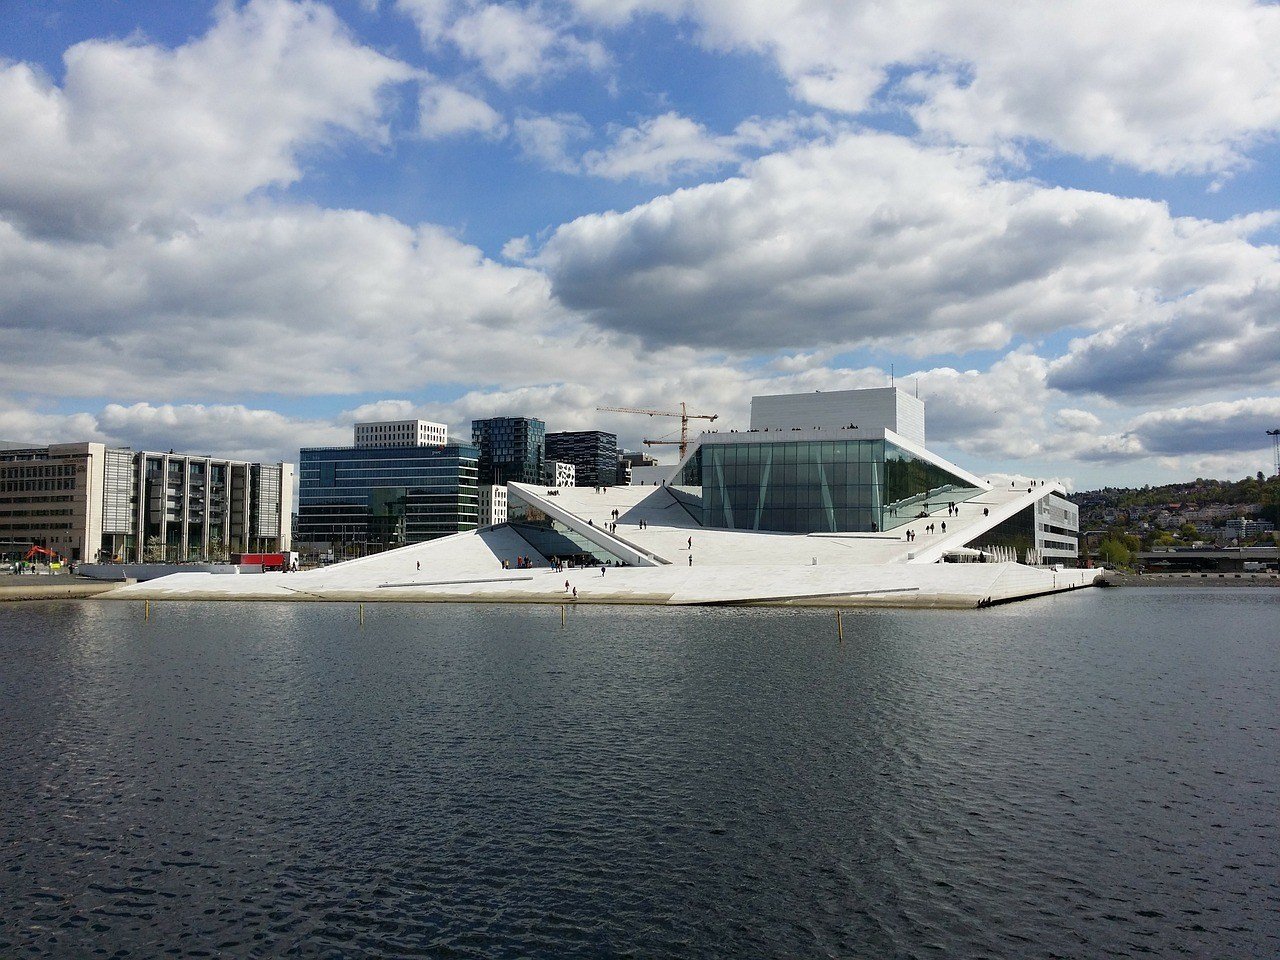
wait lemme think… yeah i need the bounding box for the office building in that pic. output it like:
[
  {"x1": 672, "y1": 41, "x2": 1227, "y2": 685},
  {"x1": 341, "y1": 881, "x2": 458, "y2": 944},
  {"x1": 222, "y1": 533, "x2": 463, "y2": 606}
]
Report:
[
  {"x1": 471, "y1": 417, "x2": 545, "y2": 486},
  {"x1": 0, "y1": 442, "x2": 292, "y2": 562},
  {"x1": 545, "y1": 430, "x2": 619, "y2": 487},
  {"x1": 297, "y1": 442, "x2": 479, "y2": 548}
]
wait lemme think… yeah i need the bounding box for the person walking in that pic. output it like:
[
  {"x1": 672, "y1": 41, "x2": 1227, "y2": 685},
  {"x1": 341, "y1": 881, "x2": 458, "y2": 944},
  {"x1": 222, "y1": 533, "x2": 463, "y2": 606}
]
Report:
[
  {"x1": 565, "y1": 579, "x2": 570, "y2": 592},
  {"x1": 416, "y1": 561, "x2": 420, "y2": 572},
  {"x1": 687, "y1": 536, "x2": 692, "y2": 550},
  {"x1": 688, "y1": 554, "x2": 693, "y2": 566},
  {"x1": 600, "y1": 565, "x2": 606, "y2": 577}
]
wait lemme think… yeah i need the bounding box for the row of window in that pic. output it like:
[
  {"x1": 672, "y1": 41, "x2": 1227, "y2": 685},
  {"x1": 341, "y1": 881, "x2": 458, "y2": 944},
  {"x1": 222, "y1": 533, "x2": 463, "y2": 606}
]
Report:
[
  {"x1": 0, "y1": 479, "x2": 77, "y2": 492},
  {"x1": 0, "y1": 464, "x2": 77, "y2": 479}
]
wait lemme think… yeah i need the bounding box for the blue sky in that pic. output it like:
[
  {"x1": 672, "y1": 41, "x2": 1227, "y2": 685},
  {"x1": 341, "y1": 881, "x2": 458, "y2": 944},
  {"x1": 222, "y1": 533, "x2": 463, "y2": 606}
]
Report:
[{"x1": 2, "y1": 0, "x2": 1280, "y2": 488}]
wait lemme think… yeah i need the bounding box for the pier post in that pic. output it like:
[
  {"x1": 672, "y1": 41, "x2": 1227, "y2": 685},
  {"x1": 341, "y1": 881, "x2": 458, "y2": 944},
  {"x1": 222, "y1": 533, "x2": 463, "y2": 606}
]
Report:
[
  {"x1": 359, "y1": 602, "x2": 365, "y2": 627},
  {"x1": 836, "y1": 609, "x2": 843, "y2": 641}
]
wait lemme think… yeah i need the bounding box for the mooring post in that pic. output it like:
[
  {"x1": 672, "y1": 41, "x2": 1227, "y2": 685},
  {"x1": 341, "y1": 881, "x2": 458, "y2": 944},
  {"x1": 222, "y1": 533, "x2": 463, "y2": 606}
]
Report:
[
  {"x1": 144, "y1": 599, "x2": 150, "y2": 621},
  {"x1": 836, "y1": 609, "x2": 843, "y2": 641},
  {"x1": 359, "y1": 602, "x2": 365, "y2": 627},
  {"x1": 561, "y1": 605, "x2": 566, "y2": 629}
]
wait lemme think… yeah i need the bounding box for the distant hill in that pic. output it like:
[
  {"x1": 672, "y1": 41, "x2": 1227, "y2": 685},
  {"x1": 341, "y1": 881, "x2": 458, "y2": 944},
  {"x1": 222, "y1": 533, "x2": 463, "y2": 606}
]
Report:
[{"x1": 1072, "y1": 474, "x2": 1280, "y2": 526}]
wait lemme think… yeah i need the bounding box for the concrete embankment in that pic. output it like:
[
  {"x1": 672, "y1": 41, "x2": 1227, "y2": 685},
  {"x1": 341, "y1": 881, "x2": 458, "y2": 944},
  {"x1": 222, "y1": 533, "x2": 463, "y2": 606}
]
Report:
[
  {"x1": 0, "y1": 575, "x2": 122, "y2": 601},
  {"x1": 1102, "y1": 571, "x2": 1280, "y2": 588}
]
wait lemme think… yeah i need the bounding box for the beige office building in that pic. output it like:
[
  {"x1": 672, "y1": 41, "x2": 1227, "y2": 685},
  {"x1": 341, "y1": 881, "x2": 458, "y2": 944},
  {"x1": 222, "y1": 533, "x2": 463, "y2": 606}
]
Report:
[{"x1": 0, "y1": 443, "x2": 292, "y2": 562}]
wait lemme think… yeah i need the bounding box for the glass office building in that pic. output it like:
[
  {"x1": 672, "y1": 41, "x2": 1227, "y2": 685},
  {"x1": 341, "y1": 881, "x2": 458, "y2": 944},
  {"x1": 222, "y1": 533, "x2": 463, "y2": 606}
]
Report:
[
  {"x1": 297, "y1": 444, "x2": 479, "y2": 547},
  {"x1": 679, "y1": 437, "x2": 983, "y2": 534},
  {"x1": 471, "y1": 417, "x2": 545, "y2": 486}
]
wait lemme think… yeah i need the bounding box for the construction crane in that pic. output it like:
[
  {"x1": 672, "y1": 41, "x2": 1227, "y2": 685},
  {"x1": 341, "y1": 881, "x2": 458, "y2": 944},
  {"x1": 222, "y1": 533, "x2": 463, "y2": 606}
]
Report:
[
  {"x1": 597, "y1": 402, "x2": 719, "y2": 460},
  {"x1": 1268, "y1": 428, "x2": 1280, "y2": 478},
  {"x1": 23, "y1": 545, "x2": 63, "y2": 563}
]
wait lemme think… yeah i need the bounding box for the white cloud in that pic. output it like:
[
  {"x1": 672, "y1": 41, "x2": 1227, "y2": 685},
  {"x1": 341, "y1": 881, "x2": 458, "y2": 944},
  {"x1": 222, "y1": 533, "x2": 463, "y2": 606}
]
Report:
[
  {"x1": 0, "y1": 0, "x2": 414, "y2": 239},
  {"x1": 0, "y1": 399, "x2": 344, "y2": 468},
  {"x1": 581, "y1": 111, "x2": 832, "y2": 182},
  {"x1": 532, "y1": 131, "x2": 1280, "y2": 360},
  {"x1": 568, "y1": 0, "x2": 1280, "y2": 175},
  {"x1": 1124, "y1": 397, "x2": 1280, "y2": 457},
  {"x1": 0, "y1": 204, "x2": 608, "y2": 398},
  {"x1": 513, "y1": 112, "x2": 592, "y2": 172},
  {"x1": 397, "y1": 0, "x2": 608, "y2": 87},
  {"x1": 419, "y1": 81, "x2": 505, "y2": 138}
]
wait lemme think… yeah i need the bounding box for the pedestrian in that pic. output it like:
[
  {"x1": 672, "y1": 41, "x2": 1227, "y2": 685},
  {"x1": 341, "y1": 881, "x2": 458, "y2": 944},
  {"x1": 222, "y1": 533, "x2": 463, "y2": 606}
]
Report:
[
  {"x1": 416, "y1": 561, "x2": 420, "y2": 571},
  {"x1": 601, "y1": 565, "x2": 606, "y2": 577},
  {"x1": 941, "y1": 521, "x2": 947, "y2": 533},
  {"x1": 687, "y1": 536, "x2": 692, "y2": 550},
  {"x1": 572, "y1": 587, "x2": 577, "y2": 599},
  {"x1": 983, "y1": 507, "x2": 989, "y2": 517},
  {"x1": 688, "y1": 554, "x2": 693, "y2": 566},
  {"x1": 565, "y1": 579, "x2": 570, "y2": 592}
]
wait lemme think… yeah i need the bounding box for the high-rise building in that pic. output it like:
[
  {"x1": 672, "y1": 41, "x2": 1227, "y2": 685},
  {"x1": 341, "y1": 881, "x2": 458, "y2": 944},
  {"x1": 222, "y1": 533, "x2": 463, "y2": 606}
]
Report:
[
  {"x1": 545, "y1": 430, "x2": 618, "y2": 487},
  {"x1": 471, "y1": 417, "x2": 545, "y2": 486},
  {"x1": 0, "y1": 443, "x2": 292, "y2": 562},
  {"x1": 297, "y1": 442, "x2": 479, "y2": 548}
]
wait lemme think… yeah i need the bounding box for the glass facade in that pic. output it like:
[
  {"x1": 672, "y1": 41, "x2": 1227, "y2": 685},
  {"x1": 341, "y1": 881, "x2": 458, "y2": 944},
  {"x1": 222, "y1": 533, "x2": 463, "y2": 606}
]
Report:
[
  {"x1": 297, "y1": 444, "x2": 479, "y2": 547},
  {"x1": 545, "y1": 431, "x2": 619, "y2": 487},
  {"x1": 506, "y1": 489, "x2": 627, "y2": 566},
  {"x1": 472, "y1": 417, "x2": 545, "y2": 486},
  {"x1": 689, "y1": 439, "x2": 982, "y2": 534},
  {"x1": 966, "y1": 504, "x2": 1035, "y2": 560}
]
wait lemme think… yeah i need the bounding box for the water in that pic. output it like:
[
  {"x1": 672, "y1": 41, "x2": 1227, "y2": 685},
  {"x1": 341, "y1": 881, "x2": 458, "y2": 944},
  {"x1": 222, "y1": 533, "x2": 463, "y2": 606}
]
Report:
[{"x1": 1, "y1": 589, "x2": 1277, "y2": 958}]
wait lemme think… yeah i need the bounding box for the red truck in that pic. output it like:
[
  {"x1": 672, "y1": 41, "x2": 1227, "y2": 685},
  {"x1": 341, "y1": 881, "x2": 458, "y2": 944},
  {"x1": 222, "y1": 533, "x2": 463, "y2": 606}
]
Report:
[{"x1": 232, "y1": 551, "x2": 298, "y2": 572}]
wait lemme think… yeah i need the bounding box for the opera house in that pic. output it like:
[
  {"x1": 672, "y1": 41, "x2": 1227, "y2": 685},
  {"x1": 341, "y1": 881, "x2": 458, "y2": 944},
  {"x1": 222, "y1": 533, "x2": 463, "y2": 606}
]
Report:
[{"x1": 112, "y1": 387, "x2": 1101, "y2": 608}]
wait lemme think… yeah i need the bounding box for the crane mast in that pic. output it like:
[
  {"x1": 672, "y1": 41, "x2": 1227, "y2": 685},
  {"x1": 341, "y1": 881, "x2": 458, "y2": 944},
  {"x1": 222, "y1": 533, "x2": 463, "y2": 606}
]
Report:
[{"x1": 596, "y1": 402, "x2": 719, "y2": 459}]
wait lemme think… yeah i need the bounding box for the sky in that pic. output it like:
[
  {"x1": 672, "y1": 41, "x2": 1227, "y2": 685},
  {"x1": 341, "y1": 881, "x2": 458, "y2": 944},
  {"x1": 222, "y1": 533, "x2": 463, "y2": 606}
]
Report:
[{"x1": 2, "y1": 0, "x2": 1280, "y2": 490}]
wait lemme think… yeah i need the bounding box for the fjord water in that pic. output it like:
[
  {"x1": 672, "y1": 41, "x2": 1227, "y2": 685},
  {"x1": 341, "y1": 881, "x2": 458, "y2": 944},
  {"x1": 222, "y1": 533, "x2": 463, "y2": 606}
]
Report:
[{"x1": 1, "y1": 590, "x2": 1276, "y2": 958}]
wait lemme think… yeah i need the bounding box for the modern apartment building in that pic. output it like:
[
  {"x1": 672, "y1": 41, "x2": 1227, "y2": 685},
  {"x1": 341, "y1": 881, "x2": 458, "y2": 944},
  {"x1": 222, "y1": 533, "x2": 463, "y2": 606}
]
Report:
[
  {"x1": 471, "y1": 417, "x2": 545, "y2": 486},
  {"x1": 0, "y1": 442, "x2": 293, "y2": 562},
  {"x1": 545, "y1": 430, "x2": 618, "y2": 487}
]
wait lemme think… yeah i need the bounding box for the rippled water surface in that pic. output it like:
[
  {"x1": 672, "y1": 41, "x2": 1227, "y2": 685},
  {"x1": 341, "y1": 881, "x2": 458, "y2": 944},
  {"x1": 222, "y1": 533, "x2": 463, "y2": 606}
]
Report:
[{"x1": 2, "y1": 589, "x2": 1278, "y2": 958}]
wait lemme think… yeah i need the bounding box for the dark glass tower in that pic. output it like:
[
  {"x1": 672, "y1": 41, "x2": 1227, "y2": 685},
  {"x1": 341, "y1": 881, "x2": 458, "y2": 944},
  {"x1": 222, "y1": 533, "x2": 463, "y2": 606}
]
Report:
[
  {"x1": 545, "y1": 431, "x2": 619, "y2": 487},
  {"x1": 471, "y1": 417, "x2": 546, "y2": 486}
]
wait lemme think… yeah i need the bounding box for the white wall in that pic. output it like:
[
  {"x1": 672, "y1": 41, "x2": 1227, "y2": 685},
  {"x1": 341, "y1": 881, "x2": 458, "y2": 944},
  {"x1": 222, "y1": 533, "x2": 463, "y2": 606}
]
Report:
[{"x1": 749, "y1": 388, "x2": 926, "y2": 445}]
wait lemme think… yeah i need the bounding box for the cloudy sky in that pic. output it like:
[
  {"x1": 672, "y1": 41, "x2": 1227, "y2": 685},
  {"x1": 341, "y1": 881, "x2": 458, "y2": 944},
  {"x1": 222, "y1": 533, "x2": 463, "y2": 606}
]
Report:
[{"x1": 3, "y1": 0, "x2": 1280, "y2": 489}]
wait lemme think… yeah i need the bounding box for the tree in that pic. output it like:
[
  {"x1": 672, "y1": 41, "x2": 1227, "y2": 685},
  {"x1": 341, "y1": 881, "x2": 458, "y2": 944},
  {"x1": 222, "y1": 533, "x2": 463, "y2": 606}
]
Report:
[
  {"x1": 1098, "y1": 538, "x2": 1132, "y2": 568},
  {"x1": 1178, "y1": 522, "x2": 1199, "y2": 541}
]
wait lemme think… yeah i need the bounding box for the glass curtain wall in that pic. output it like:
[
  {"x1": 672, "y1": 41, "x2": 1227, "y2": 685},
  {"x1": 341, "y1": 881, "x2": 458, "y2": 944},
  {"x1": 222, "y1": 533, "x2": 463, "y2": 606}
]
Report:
[{"x1": 693, "y1": 439, "x2": 982, "y2": 533}]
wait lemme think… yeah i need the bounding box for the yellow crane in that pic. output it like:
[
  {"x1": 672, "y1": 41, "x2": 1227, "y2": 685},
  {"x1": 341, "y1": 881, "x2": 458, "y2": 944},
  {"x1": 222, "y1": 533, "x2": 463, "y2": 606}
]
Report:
[{"x1": 597, "y1": 403, "x2": 719, "y2": 460}]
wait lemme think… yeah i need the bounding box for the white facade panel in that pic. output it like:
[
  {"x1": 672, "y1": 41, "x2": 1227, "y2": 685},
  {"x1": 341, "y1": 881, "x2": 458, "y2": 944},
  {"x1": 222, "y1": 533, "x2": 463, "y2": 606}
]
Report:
[
  {"x1": 479, "y1": 484, "x2": 508, "y2": 526},
  {"x1": 749, "y1": 387, "x2": 925, "y2": 446},
  {"x1": 354, "y1": 419, "x2": 448, "y2": 448}
]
